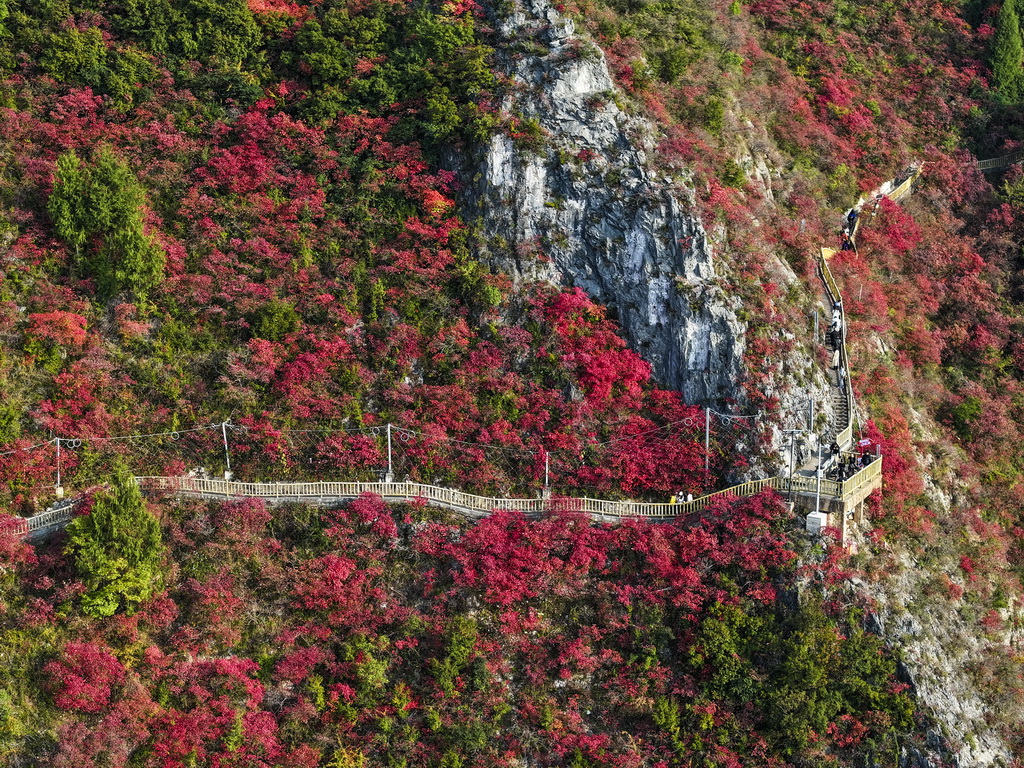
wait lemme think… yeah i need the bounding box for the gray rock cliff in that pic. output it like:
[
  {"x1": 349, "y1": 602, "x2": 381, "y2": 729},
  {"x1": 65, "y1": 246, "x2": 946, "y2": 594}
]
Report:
[{"x1": 461, "y1": 0, "x2": 746, "y2": 405}]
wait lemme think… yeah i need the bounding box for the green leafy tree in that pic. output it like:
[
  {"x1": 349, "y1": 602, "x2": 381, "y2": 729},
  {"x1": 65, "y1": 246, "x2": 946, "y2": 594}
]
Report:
[
  {"x1": 252, "y1": 300, "x2": 301, "y2": 342},
  {"x1": 64, "y1": 468, "x2": 165, "y2": 617},
  {"x1": 41, "y1": 27, "x2": 107, "y2": 86},
  {"x1": 425, "y1": 87, "x2": 462, "y2": 139},
  {"x1": 0, "y1": 400, "x2": 21, "y2": 444},
  {"x1": 295, "y1": 1, "x2": 494, "y2": 150},
  {"x1": 35, "y1": 24, "x2": 156, "y2": 108},
  {"x1": 48, "y1": 148, "x2": 166, "y2": 302},
  {"x1": 431, "y1": 616, "x2": 478, "y2": 696},
  {"x1": 993, "y1": 0, "x2": 1024, "y2": 103},
  {"x1": 689, "y1": 602, "x2": 763, "y2": 701},
  {"x1": 111, "y1": 0, "x2": 261, "y2": 65}
]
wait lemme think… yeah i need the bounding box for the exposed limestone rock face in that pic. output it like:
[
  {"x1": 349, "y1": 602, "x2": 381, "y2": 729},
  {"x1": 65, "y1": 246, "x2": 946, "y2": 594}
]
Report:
[
  {"x1": 853, "y1": 551, "x2": 1016, "y2": 768},
  {"x1": 463, "y1": 0, "x2": 746, "y2": 405}
]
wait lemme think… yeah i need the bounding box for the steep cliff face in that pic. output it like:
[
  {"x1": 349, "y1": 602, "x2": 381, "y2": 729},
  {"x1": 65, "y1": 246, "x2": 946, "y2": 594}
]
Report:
[
  {"x1": 849, "y1": 408, "x2": 1016, "y2": 767},
  {"x1": 463, "y1": 0, "x2": 746, "y2": 405},
  {"x1": 856, "y1": 552, "x2": 1016, "y2": 768}
]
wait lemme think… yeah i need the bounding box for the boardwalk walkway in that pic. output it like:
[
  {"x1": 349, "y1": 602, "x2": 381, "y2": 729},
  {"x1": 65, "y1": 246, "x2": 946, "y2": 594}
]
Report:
[
  {"x1": 978, "y1": 149, "x2": 1024, "y2": 172},
  {"x1": 12, "y1": 457, "x2": 882, "y2": 537}
]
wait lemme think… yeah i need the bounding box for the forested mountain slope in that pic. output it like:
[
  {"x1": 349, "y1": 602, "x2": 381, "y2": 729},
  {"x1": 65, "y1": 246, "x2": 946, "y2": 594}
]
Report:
[{"x1": 0, "y1": 0, "x2": 1022, "y2": 764}]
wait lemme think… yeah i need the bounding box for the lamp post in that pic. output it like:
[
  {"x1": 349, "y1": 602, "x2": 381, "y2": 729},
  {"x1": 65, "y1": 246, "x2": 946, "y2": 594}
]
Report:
[{"x1": 55, "y1": 438, "x2": 64, "y2": 499}]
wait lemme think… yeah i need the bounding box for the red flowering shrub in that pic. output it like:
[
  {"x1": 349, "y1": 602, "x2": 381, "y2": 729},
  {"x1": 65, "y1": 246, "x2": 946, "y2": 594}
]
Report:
[
  {"x1": 25, "y1": 312, "x2": 87, "y2": 350},
  {"x1": 827, "y1": 715, "x2": 869, "y2": 748},
  {"x1": 0, "y1": 514, "x2": 35, "y2": 569},
  {"x1": 45, "y1": 642, "x2": 126, "y2": 713}
]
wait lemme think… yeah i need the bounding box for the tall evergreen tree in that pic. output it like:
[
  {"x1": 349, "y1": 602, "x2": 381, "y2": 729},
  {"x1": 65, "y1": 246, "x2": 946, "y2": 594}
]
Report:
[
  {"x1": 993, "y1": 0, "x2": 1024, "y2": 103},
  {"x1": 64, "y1": 468, "x2": 165, "y2": 618},
  {"x1": 48, "y1": 147, "x2": 166, "y2": 301},
  {"x1": 47, "y1": 151, "x2": 89, "y2": 258}
]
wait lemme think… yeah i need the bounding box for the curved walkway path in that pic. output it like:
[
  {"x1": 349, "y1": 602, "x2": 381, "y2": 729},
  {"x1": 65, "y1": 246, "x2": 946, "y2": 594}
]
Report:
[{"x1": 13, "y1": 459, "x2": 883, "y2": 538}]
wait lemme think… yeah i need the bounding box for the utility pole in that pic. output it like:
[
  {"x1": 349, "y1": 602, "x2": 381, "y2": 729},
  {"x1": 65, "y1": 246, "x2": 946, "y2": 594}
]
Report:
[
  {"x1": 386, "y1": 424, "x2": 394, "y2": 483},
  {"x1": 55, "y1": 438, "x2": 63, "y2": 498},
  {"x1": 222, "y1": 421, "x2": 232, "y2": 480},
  {"x1": 782, "y1": 429, "x2": 801, "y2": 501},
  {"x1": 790, "y1": 433, "x2": 796, "y2": 500},
  {"x1": 544, "y1": 451, "x2": 549, "y2": 489},
  {"x1": 815, "y1": 440, "x2": 823, "y2": 515},
  {"x1": 704, "y1": 407, "x2": 711, "y2": 474}
]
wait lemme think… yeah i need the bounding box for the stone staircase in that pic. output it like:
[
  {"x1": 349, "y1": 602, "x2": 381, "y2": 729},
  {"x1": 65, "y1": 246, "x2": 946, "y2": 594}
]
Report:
[{"x1": 827, "y1": 355, "x2": 849, "y2": 447}]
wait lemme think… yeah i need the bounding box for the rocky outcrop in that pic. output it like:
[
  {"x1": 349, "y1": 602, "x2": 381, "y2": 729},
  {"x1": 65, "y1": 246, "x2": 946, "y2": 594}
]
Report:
[
  {"x1": 461, "y1": 0, "x2": 746, "y2": 405},
  {"x1": 852, "y1": 550, "x2": 1016, "y2": 768}
]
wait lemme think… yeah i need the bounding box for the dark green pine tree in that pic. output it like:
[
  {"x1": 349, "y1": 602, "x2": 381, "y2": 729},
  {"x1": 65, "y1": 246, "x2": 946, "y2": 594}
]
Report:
[
  {"x1": 993, "y1": 0, "x2": 1024, "y2": 103},
  {"x1": 64, "y1": 468, "x2": 165, "y2": 617}
]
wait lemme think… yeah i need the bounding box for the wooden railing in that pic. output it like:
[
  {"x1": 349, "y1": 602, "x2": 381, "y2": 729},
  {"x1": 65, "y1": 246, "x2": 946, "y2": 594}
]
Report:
[
  {"x1": 10, "y1": 458, "x2": 883, "y2": 538},
  {"x1": 978, "y1": 150, "x2": 1024, "y2": 172},
  {"x1": 819, "y1": 248, "x2": 843, "y2": 305}
]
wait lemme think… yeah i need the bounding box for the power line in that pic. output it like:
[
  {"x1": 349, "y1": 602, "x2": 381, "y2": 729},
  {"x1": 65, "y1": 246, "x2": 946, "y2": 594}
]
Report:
[
  {"x1": 0, "y1": 440, "x2": 53, "y2": 457},
  {"x1": 63, "y1": 424, "x2": 223, "y2": 443}
]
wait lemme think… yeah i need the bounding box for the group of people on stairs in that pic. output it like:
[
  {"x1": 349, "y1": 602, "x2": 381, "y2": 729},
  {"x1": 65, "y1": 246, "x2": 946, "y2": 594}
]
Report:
[
  {"x1": 840, "y1": 208, "x2": 858, "y2": 251},
  {"x1": 828, "y1": 301, "x2": 846, "y2": 393}
]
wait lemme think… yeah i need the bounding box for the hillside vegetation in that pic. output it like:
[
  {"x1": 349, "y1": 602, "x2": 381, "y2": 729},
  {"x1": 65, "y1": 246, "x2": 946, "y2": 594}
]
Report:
[
  {"x1": 566, "y1": 0, "x2": 1024, "y2": 753},
  {"x1": 0, "y1": 0, "x2": 1023, "y2": 763},
  {"x1": 0, "y1": 482, "x2": 918, "y2": 767}
]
